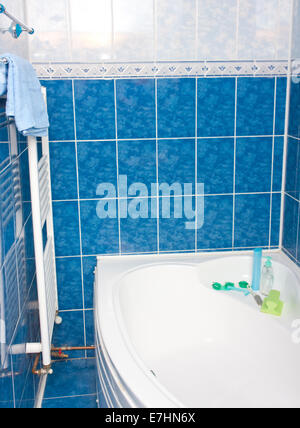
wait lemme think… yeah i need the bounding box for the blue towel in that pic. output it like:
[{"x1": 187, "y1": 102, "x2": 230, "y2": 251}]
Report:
[
  {"x1": 0, "y1": 53, "x2": 49, "y2": 137},
  {"x1": 0, "y1": 63, "x2": 7, "y2": 96}
]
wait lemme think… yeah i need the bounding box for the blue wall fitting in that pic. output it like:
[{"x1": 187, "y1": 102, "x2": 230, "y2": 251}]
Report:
[
  {"x1": 0, "y1": 100, "x2": 39, "y2": 408},
  {"x1": 282, "y1": 79, "x2": 300, "y2": 266},
  {"x1": 40, "y1": 75, "x2": 287, "y2": 348}
]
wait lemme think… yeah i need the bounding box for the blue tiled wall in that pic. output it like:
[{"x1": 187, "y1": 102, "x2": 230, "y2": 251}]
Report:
[
  {"x1": 282, "y1": 78, "x2": 300, "y2": 266},
  {"x1": 41, "y1": 75, "x2": 287, "y2": 347},
  {"x1": 0, "y1": 100, "x2": 39, "y2": 408}
]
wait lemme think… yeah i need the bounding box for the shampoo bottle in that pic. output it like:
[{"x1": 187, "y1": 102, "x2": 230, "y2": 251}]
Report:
[{"x1": 261, "y1": 257, "x2": 274, "y2": 296}]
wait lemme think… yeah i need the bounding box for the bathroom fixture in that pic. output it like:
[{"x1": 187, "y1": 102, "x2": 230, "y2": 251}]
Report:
[
  {"x1": 261, "y1": 290, "x2": 284, "y2": 317},
  {"x1": 261, "y1": 257, "x2": 274, "y2": 296},
  {"x1": 212, "y1": 282, "x2": 250, "y2": 296},
  {"x1": 1, "y1": 88, "x2": 59, "y2": 376},
  {"x1": 252, "y1": 248, "x2": 262, "y2": 292},
  {"x1": 0, "y1": 3, "x2": 34, "y2": 39},
  {"x1": 94, "y1": 251, "x2": 300, "y2": 408},
  {"x1": 247, "y1": 284, "x2": 263, "y2": 308},
  {"x1": 0, "y1": 117, "x2": 13, "y2": 128}
]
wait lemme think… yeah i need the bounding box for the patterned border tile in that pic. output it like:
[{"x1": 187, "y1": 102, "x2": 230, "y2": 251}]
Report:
[{"x1": 33, "y1": 61, "x2": 289, "y2": 80}]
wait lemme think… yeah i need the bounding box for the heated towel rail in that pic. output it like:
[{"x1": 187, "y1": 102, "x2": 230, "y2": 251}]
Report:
[
  {"x1": 0, "y1": 87, "x2": 59, "y2": 374},
  {"x1": 26, "y1": 87, "x2": 59, "y2": 372}
]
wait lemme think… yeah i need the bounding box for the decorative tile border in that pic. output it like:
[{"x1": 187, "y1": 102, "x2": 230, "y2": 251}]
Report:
[{"x1": 33, "y1": 61, "x2": 289, "y2": 80}]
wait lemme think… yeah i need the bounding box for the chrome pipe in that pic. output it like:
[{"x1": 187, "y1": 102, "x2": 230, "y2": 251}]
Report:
[{"x1": 0, "y1": 3, "x2": 34, "y2": 35}]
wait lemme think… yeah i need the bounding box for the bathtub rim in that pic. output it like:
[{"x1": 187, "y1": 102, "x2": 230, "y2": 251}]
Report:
[
  {"x1": 94, "y1": 249, "x2": 300, "y2": 408},
  {"x1": 94, "y1": 261, "x2": 183, "y2": 408}
]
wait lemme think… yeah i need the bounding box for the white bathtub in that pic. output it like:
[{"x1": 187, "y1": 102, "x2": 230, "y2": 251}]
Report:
[{"x1": 94, "y1": 250, "x2": 300, "y2": 408}]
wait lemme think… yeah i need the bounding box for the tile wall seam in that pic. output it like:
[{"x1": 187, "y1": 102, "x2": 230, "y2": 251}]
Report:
[
  {"x1": 232, "y1": 77, "x2": 238, "y2": 248},
  {"x1": 269, "y1": 77, "x2": 278, "y2": 248},
  {"x1": 114, "y1": 80, "x2": 122, "y2": 255},
  {"x1": 71, "y1": 79, "x2": 87, "y2": 352},
  {"x1": 48, "y1": 134, "x2": 285, "y2": 144},
  {"x1": 280, "y1": 0, "x2": 294, "y2": 250},
  {"x1": 155, "y1": 78, "x2": 160, "y2": 253}
]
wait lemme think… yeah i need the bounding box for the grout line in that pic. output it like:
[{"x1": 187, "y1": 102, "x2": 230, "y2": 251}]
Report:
[
  {"x1": 269, "y1": 77, "x2": 277, "y2": 248},
  {"x1": 72, "y1": 80, "x2": 87, "y2": 353},
  {"x1": 155, "y1": 78, "x2": 160, "y2": 253},
  {"x1": 296, "y1": 202, "x2": 300, "y2": 261},
  {"x1": 195, "y1": 0, "x2": 199, "y2": 61},
  {"x1": 153, "y1": 0, "x2": 158, "y2": 63},
  {"x1": 114, "y1": 80, "x2": 122, "y2": 255},
  {"x1": 280, "y1": 0, "x2": 295, "y2": 250},
  {"x1": 235, "y1": 0, "x2": 240, "y2": 60},
  {"x1": 195, "y1": 77, "x2": 198, "y2": 252},
  {"x1": 54, "y1": 247, "x2": 281, "y2": 260},
  {"x1": 48, "y1": 135, "x2": 284, "y2": 144},
  {"x1": 110, "y1": 0, "x2": 115, "y2": 60},
  {"x1": 49, "y1": 191, "x2": 283, "y2": 204},
  {"x1": 285, "y1": 191, "x2": 300, "y2": 204},
  {"x1": 232, "y1": 77, "x2": 238, "y2": 248}
]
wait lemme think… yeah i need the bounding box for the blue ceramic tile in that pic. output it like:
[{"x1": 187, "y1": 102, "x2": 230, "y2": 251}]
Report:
[
  {"x1": 82, "y1": 257, "x2": 96, "y2": 309},
  {"x1": 118, "y1": 140, "x2": 156, "y2": 195},
  {"x1": 44, "y1": 358, "x2": 96, "y2": 399},
  {"x1": 41, "y1": 80, "x2": 75, "y2": 141},
  {"x1": 11, "y1": 322, "x2": 34, "y2": 408},
  {"x1": 158, "y1": 139, "x2": 195, "y2": 195},
  {"x1": 0, "y1": 125, "x2": 8, "y2": 143},
  {"x1": 157, "y1": 78, "x2": 196, "y2": 138},
  {"x1": 43, "y1": 394, "x2": 97, "y2": 408},
  {"x1": 298, "y1": 212, "x2": 300, "y2": 264},
  {"x1": 56, "y1": 257, "x2": 83, "y2": 310},
  {"x1": 235, "y1": 137, "x2": 273, "y2": 193},
  {"x1": 282, "y1": 195, "x2": 299, "y2": 258},
  {"x1": 53, "y1": 201, "x2": 81, "y2": 257},
  {"x1": 116, "y1": 79, "x2": 156, "y2": 139},
  {"x1": 197, "y1": 195, "x2": 233, "y2": 249},
  {"x1": 50, "y1": 142, "x2": 77, "y2": 201},
  {"x1": 80, "y1": 200, "x2": 119, "y2": 255},
  {"x1": 74, "y1": 80, "x2": 115, "y2": 141},
  {"x1": 237, "y1": 77, "x2": 275, "y2": 136},
  {"x1": 159, "y1": 196, "x2": 196, "y2": 252},
  {"x1": 19, "y1": 371, "x2": 35, "y2": 409},
  {"x1": 288, "y1": 80, "x2": 300, "y2": 139},
  {"x1": 197, "y1": 78, "x2": 236, "y2": 137},
  {"x1": 51, "y1": 311, "x2": 85, "y2": 358},
  {"x1": 84, "y1": 310, "x2": 95, "y2": 348},
  {"x1": 0, "y1": 357, "x2": 14, "y2": 408},
  {"x1": 234, "y1": 194, "x2": 271, "y2": 248},
  {"x1": 0, "y1": 143, "x2": 9, "y2": 172},
  {"x1": 270, "y1": 193, "x2": 282, "y2": 247},
  {"x1": 120, "y1": 198, "x2": 158, "y2": 253},
  {"x1": 78, "y1": 141, "x2": 117, "y2": 199},
  {"x1": 273, "y1": 137, "x2": 284, "y2": 192},
  {"x1": 285, "y1": 137, "x2": 300, "y2": 201},
  {"x1": 0, "y1": 102, "x2": 8, "y2": 142},
  {"x1": 197, "y1": 138, "x2": 234, "y2": 194},
  {"x1": 19, "y1": 149, "x2": 31, "y2": 202},
  {"x1": 275, "y1": 77, "x2": 287, "y2": 136}
]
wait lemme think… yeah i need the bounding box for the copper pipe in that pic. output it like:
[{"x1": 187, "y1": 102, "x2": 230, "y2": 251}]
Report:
[
  {"x1": 32, "y1": 354, "x2": 53, "y2": 376},
  {"x1": 31, "y1": 346, "x2": 96, "y2": 375},
  {"x1": 32, "y1": 354, "x2": 40, "y2": 375},
  {"x1": 51, "y1": 346, "x2": 95, "y2": 352}
]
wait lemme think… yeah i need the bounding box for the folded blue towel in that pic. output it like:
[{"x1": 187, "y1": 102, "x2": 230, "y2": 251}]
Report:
[
  {"x1": 0, "y1": 63, "x2": 7, "y2": 96},
  {"x1": 0, "y1": 54, "x2": 49, "y2": 137}
]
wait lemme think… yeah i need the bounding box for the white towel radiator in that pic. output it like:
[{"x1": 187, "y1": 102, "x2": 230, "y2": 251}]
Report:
[
  {"x1": 0, "y1": 86, "x2": 59, "y2": 375},
  {"x1": 25, "y1": 87, "x2": 60, "y2": 373}
]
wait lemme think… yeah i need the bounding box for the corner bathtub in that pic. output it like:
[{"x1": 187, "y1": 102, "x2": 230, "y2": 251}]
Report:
[{"x1": 94, "y1": 251, "x2": 300, "y2": 408}]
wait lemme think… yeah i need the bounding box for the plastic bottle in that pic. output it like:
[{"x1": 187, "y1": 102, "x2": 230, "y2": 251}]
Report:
[{"x1": 261, "y1": 257, "x2": 274, "y2": 296}]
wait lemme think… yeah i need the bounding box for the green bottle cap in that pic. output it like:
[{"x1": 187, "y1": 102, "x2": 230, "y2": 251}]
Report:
[
  {"x1": 265, "y1": 257, "x2": 272, "y2": 268},
  {"x1": 239, "y1": 281, "x2": 249, "y2": 289}
]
